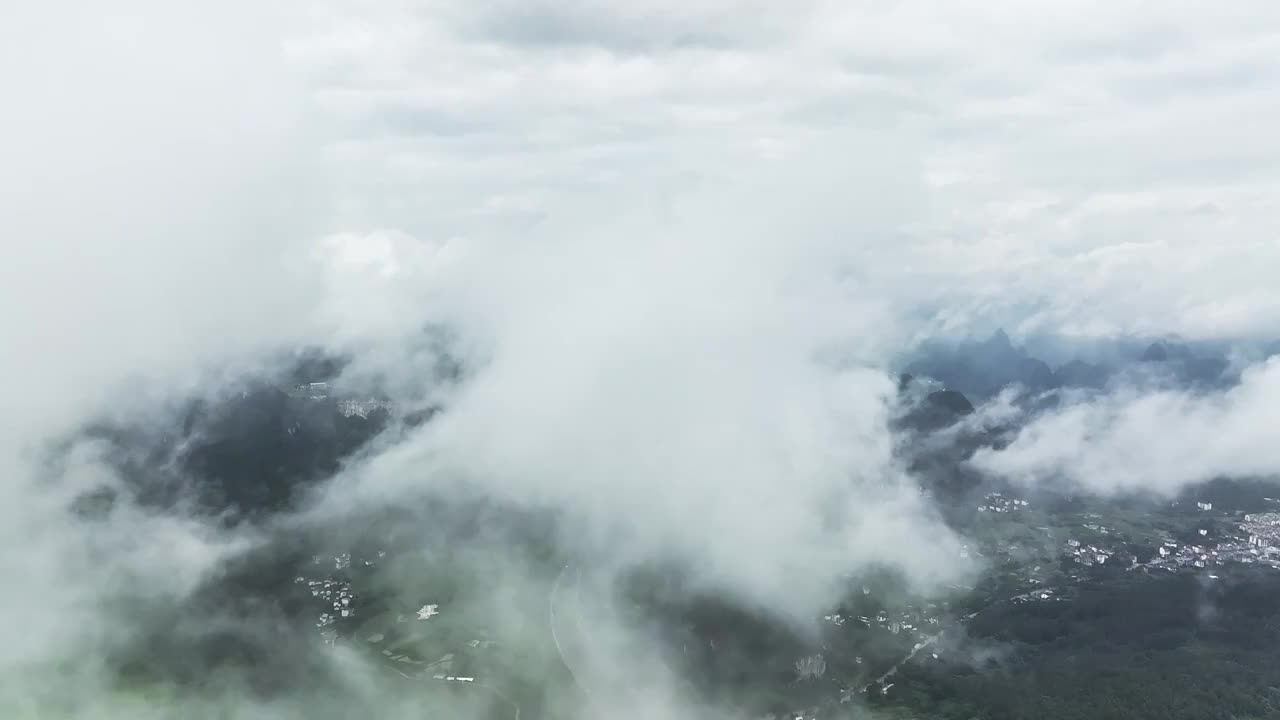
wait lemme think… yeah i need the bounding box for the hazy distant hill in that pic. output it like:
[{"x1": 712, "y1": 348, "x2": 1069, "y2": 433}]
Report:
[
  {"x1": 906, "y1": 329, "x2": 1060, "y2": 400},
  {"x1": 904, "y1": 330, "x2": 1252, "y2": 401},
  {"x1": 1135, "y1": 340, "x2": 1230, "y2": 387},
  {"x1": 1053, "y1": 358, "x2": 1110, "y2": 389}
]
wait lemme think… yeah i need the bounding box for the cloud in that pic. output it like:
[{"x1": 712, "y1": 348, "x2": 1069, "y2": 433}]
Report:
[
  {"x1": 0, "y1": 1, "x2": 339, "y2": 715},
  {"x1": 4, "y1": 0, "x2": 1280, "y2": 717},
  {"x1": 293, "y1": 0, "x2": 1280, "y2": 340},
  {"x1": 309, "y1": 180, "x2": 969, "y2": 613},
  {"x1": 0, "y1": 0, "x2": 327, "y2": 418},
  {"x1": 972, "y1": 358, "x2": 1280, "y2": 496},
  {"x1": 0, "y1": 3, "x2": 962, "y2": 716}
]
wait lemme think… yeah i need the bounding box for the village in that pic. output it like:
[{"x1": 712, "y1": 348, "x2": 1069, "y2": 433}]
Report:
[{"x1": 1053, "y1": 502, "x2": 1280, "y2": 577}]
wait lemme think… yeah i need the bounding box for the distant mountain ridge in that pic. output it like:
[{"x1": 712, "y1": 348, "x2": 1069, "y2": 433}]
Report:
[{"x1": 904, "y1": 330, "x2": 1247, "y2": 402}]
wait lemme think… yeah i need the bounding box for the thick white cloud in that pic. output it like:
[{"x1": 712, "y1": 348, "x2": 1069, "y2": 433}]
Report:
[
  {"x1": 316, "y1": 210, "x2": 968, "y2": 618},
  {"x1": 0, "y1": 2, "x2": 327, "y2": 714},
  {"x1": 0, "y1": 0, "x2": 326, "y2": 418},
  {"x1": 973, "y1": 358, "x2": 1280, "y2": 496}
]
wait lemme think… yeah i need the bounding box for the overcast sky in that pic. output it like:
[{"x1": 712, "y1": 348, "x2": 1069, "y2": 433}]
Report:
[
  {"x1": 291, "y1": 0, "x2": 1280, "y2": 342},
  {"x1": 6, "y1": 0, "x2": 1279, "y2": 383}
]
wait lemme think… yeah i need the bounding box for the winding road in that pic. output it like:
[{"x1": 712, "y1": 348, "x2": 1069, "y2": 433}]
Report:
[
  {"x1": 548, "y1": 563, "x2": 598, "y2": 708},
  {"x1": 851, "y1": 586, "x2": 1063, "y2": 700}
]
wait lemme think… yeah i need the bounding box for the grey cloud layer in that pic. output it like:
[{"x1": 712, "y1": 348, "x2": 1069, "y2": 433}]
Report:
[{"x1": 293, "y1": 0, "x2": 1280, "y2": 340}]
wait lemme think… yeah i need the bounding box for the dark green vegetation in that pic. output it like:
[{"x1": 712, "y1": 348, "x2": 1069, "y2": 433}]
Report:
[
  {"x1": 878, "y1": 569, "x2": 1280, "y2": 720},
  {"x1": 71, "y1": 385, "x2": 387, "y2": 520},
  {"x1": 180, "y1": 386, "x2": 389, "y2": 514},
  {"x1": 348, "y1": 547, "x2": 575, "y2": 720},
  {"x1": 614, "y1": 564, "x2": 945, "y2": 717},
  {"x1": 50, "y1": 340, "x2": 1280, "y2": 718},
  {"x1": 51, "y1": 358, "x2": 401, "y2": 699}
]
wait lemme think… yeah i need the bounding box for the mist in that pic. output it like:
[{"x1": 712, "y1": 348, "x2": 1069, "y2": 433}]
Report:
[
  {"x1": 4, "y1": 1, "x2": 1280, "y2": 718},
  {"x1": 972, "y1": 358, "x2": 1280, "y2": 497}
]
